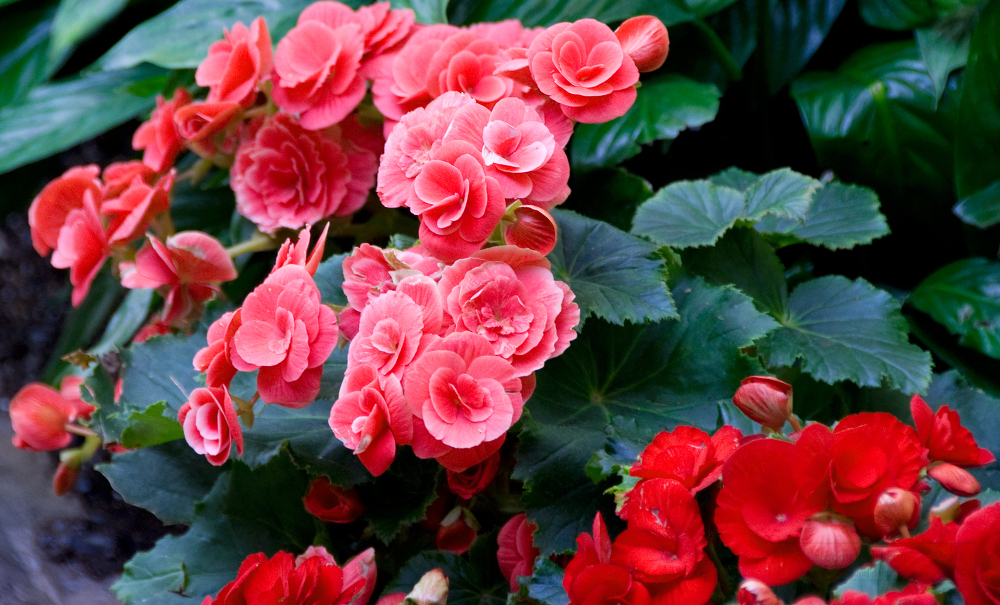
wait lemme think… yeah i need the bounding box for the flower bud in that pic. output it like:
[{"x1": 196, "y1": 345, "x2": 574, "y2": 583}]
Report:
[
  {"x1": 9, "y1": 383, "x2": 79, "y2": 451},
  {"x1": 377, "y1": 594, "x2": 407, "y2": 605},
  {"x1": 732, "y1": 376, "x2": 794, "y2": 431},
  {"x1": 436, "y1": 506, "x2": 478, "y2": 554},
  {"x1": 406, "y1": 569, "x2": 449, "y2": 605},
  {"x1": 929, "y1": 496, "x2": 961, "y2": 524},
  {"x1": 295, "y1": 545, "x2": 337, "y2": 567},
  {"x1": 52, "y1": 461, "x2": 80, "y2": 496},
  {"x1": 614, "y1": 16, "x2": 670, "y2": 73},
  {"x1": 502, "y1": 204, "x2": 558, "y2": 256},
  {"x1": 343, "y1": 547, "x2": 377, "y2": 605},
  {"x1": 799, "y1": 512, "x2": 861, "y2": 569},
  {"x1": 737, "y1": 579, "x2": 783, "y2": 605},
  {"x1": 302, "y1": 477, "x2": 363, "y2": 523},
  {"x1": 792, "y1": 598, "x2": 827, "y2": 605},
  {"x1": 874, "y1": 488, "x2": 919, "y2": 538},
  {"x1": 928, "y1": 462, "x2": 981, "y2": 497}
]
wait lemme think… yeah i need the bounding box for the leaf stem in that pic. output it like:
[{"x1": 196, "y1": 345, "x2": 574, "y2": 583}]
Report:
[
  {"x1": 226, "y1": 231, "x2": 277, "y2": 258},
  {"x1": 692, "y1": 19, "x2": 743, "y2": 82}
]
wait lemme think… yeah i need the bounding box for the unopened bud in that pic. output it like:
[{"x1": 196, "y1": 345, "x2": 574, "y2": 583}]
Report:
[
  {"x1": 52, "y1": 461, "x2": 80, "y2": 496},
  {"x1": 929, "y1": 496, "x2": 961, "y2": 524},
  {"x1": 928, "y1": 462, "x2": 981, "y2": 497},
  {"x1": 733, "y1": 376, "x2": 794, "y2": 431},
  {"x1": 502, "y1": 203, "x2": 558, "y2": 256},
  {"x1": 406, "y1": 569, "x2": 449, "y2": 605},
  {"x1": 342, "y1": 547, "x2": 377, "y2": 605},
  {"x1": 799, "y1": 512, "x2": 861, "y2": 569},
  {"x1": 614, "y1": 16, "x2": 670, "y2": 73},
  {"x1": 737, "y1": 579, "x2": 783, "y2": 605},
  {"x1": 792, "y1": 598, "x2": 827, "y2": 605},
  {"x1": 874, "y1": 488, "x2": 919, "y2": 538}
]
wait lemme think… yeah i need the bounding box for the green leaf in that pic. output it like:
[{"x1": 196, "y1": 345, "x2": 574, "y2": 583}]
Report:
[
  {"x1": 908, "y1": 258, "x2": 1000, "y2": 359},
  {"x1": 391, "y1": 0, "x2": 448, "y2": 24},
  {"x1": 313, "y1": 253, "x2": 349, "y2": 307},
  {"x1": 570, "y1": 75, "x2": 720, "y2": 172},
  {"x1": 906, "y1": 308, "x2": 1000, "y2": 399},
  {"x1": 759, "y1": 0, "x2": 848, "y2": 94},
  {"x1": 84, "y1": 362, "x2": 128, "y2": 442},
  {"x1": 386, "y1": 540, "x2": 508, "y2": 605},
  {"x1": 566, "y1": 168, "x2": 653, "y2": 232},
  {"x1": 954, "y1": 0, "x2": 1000, "y2": 224},
  {"x1": 43, "y1": 267, "x2": 123, "y2": 382},
  {"x1": 170, "y1": 180, "x2": 239, "y2": 245},
  {"x1": 916, "y1": 25, "x2": 971, "y2": 104},
  {"x1": 758, "y1": 276, "x2": 933, "y2": 393},
  {"x1": 89, "y1": 288, "x2": 155, "y2": 355},
  {"x1": 99, "y1": 439, "x2": 223, "y2": 525},
  {"x1": 754, "y1": 181, "x2": 890, "y2": 250},
  {"x1": 548, "y1": 209, "x2": 676, "y2": 325},
  {"x1": 0, "y1": 64, "x2": 170, "y2": 174},
  {"x1": 355, "y1": 450, "x2": 439, "y2": 543},
  {"x1": 119, "y1": 329, "x2": 207, "y2": 415},
  {"x1": 522, "y1": 557, "x2": 570, "y2": 605},
  {"x1": 833, "y1": 561, "x2": 903, "y2": 598},
  {"x1": 0, "y1": 3, "x2": 57, "y2": 108},
  {"x1": 113, "y1": 452, "x2": 314, "y2": 605},
  {"x1": 859, "y1": 0, "x2": 970, "y2": 30},
  {"x1": 121, "y1": 402, "x2": 185, "y2": 449},
  {"x1": 954, "y1": 178, "x2": 1000, "y2": 228},
  {"x1": 95, "y1": 0, "x2": 317, "y2": 71},
  {"x1": 632, "y1": 168, "x2": 820, "y2": 248},
  {"x1": 450, "y1": 0, "x2": 696, "y2": 29},
  {"x1": 516, "y1": 278, "x2": 777, "y2": 553},
  {"x1": 791, "y1": 42, "x2": 959, "y2": 207},
  {"x1": 49, "y1": 0, "x2": 129, "y2": 63}
]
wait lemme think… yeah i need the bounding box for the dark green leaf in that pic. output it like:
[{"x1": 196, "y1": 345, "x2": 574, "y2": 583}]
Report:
[
  {"x1": 89, "y1": 288, "x2": 155, "y2": 355},
  {"x1": 49, "y1": 0, "x2": 129, "y2": 63},
  {"x1": 387, "y1": 233, "x2": 418, "y2": 250},
  {"x1": 759, "y1": 276, "x2": 933, "y2": 393},
  {"x1": 386, "y1": 541, "x2": 507, "y2": 605},
  {"x1": 0, "y1": 3, "x2": 57, "y2": 108},
  {"x1": 119, "y1": 329, "x2": 206, "y2": 415},
  {"x1": 759, "y1": 0, "x2": 847, "y2": 94},
  {"x1": 43, "y1": 267, "x2": 123, "y2": 382},
  {"x1": 84, "y1": 362, "x2": 128, "y2": 442},
  {"x1": 906, "y1": 308, "x2": 1000, "y2": 399},
  {"x1": 570, "y1": 75, "x2": 720, "y2": 172},
  {"x1": 754, "y1": 181, "x2": 890, "y2": 250},
  {"x1": 99, "y1": 439, "x2": 223, "y2": 525},
  {"x1": 565, "y1": 168, "x2": 653, "y2": 232},
  {"x1": 916, "y1": 25, "x2": 971, "y2": 103},
  {"x1": 121, "y1": 402, "x2": 185, "y2": 449},
  {"x1": 859, "y1": 0, "x2": 969, "y2": 30},
  {"x1": 709, "y1": 167, "x2": 759, "y2": 192},
  {"x1": 392, "y1": 0, "x2": 448, "y2": 23},
  {"x1": 954, "y1": 178, "x2": 1000, "y2": 228},
  {"x1": 742, "y1": 168, "x2": 820, "y2": 221},
  {"x1": 314, "y1": 253, "x2": 348, "y2": 307},
  {"x1": 909, "y1": 258, "x2": 1000, "y2": 359},
  {"x1": 516, "y1": 278, "x2": 777, "y2": 553},
  {"x1": 450, "y1": 0, "x2": 695, "y2": 29},
  {"x1": 522, "y1": 557, "x2": 570, "y2": 605},
  {"x1": 791, "y1": 42, "x2": 959, "y2": 207},
  {"x1": 0, "y1": 64, "x2": 170, "y2": 174},
  {"x1": 548, "y1": 209, "x2": 676, "y2": 325},
  {"x1": 95, "y1": 0, "x2": 317, "y2": 70},
  {"x1": 833, "y1": 561, "x2": 903, "y2": 598},
  {"x1": 170, "y1": 180, "x2": 238, "y2": 245},
  {"x1": 356, "y1": 450, "x2": 438, "y2": 543},
  {"x1": 954, "y1": 0, "x2": 1000, "y2": 224}
]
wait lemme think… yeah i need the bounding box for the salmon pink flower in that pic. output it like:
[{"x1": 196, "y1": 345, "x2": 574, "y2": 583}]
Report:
[
  {"x1": 630, "y1": 425, "x2": 742, "y2": 494},
  {"x1": 444, "y1": 97, "x2": 570, "y2": 207},
  {"x1": 910, "y1": 394, "x2": 995, "y2": 467},
  {"x1": 871, "y1": 516, "x2": 958, "y2": 583},
  {"x1": 614, "y1": 16, "x2": 669, "y2": 73},
  {"x1": 195, "y1": 17, "x2": 273, "y2": 106},
  {"x1": 58, "y1": 376, "x2": 95, "y2": 420},
  {"x1": 178, "y1": 386, "x2": 243, "y2": 466},
  {"x1": 101, "y1": 170, "x2": 174, "y2": 247},
  {"x1": 51, "y1": 191, "x2": 110, "y2": 306},
  {"x1": 132, "y1": 88, "x2": 191, "y2": 173},
  {"x1": 410, "y1": 140, "x2": 506, "y2": 262},
  {"x1": 502, "y1": 204, "x2": 559, "y2": 256},
  {"x1": 120, "y1": 231, "x2": 237, "y2": 326},
  {"x1": 330, "y1": 364, "x2": 413, "y2": 476},
  {"x1": 231, "y1": 113, "x2": 363, "y2": 232},
  {"x1": 437, "y1": 246, "x2": 580, "y2": 375},
  {"x1": 353, "y1": 2, "x2": 415, "y2": 75},
  {"x1": 101, "y1": 161, "x2": 158, "y2": 198},
  {"x1": 716, "y1": 438, "x2": 826, "y2": 586},
  {"x1": 497, "y1": 513, "x2": 539, "y2": 591},
  {"x1": 447, "y1": 450, "x2": 500, "y2": 499},
  {"x1": 28, "y1": 165, "x2": 101, "y2": 256},
  {"x1": 371, "y1": 24, "x2": 461, "y2": 121},
  {"x1": 173, "y1": 101, "x2": 241, "y2": 159},
  {"x1": 302, "y1": 477, "x2": 364, "y2": 523},
  {"x1": 272, "y1": 8, "x2": 366, "y2": 130},
  {"x1": 9, "y1": 383, "x2": 81, "y2": 451},
  {"x1": 194, "y1": 310, "x2": 242, "y2": 388},
  {"x1": 273, "y1": 224, "x2": 329, "y2": 277},
  {"x1": 230, "y1": 265, "x2": 339, "y2": 407},
  {"x1": 347, "y1": 290, "x2": 440, "y2": 379},
  {"x1": 425, "y1": 32, "x2": 513, "y2": 105},
  {"x1": 527, "y1": 19, "x2": 640, "y2": 123}
]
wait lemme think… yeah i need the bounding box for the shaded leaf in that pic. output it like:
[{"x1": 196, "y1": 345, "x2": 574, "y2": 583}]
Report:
[
  {"x1": 759, "y1": 0, "x2": 848, "y2": 94},
  {"x1": 916, "y1": 25, "x2": 971, "y2": 103},
  {"x1": 520, "y1": 557, "x2": 570, "y2": 605},
  {"x1": 391, "y1": 0, "x2": 448, "y2": 24},
  {"x1": 120, "y1": 402, "x2": 184, "y2": 449},
  {"x1": 859, "y1": 0, "x2": 970, "y2": 30},
  {"x1": 450, "y1": 0, "x2": 696, "y2": 29},
  {"x1": 355, "y1": 450, "x2": 439, "y2": 543},
  {"x1": 954, "y1": 179, "x2": 1000, "y2": 228},
  {"x1": 43, "y1": 267, "x2": 123, "y2": 382},
  {"x1": 313, "y1": 253, "x2": 349, "y2": 307},
  {"x1": 49, "y1": 0, "x2": 129, "y2": 63},
  {"x1": 385, "y1": 539, "x2": 507, "y2": 605},
  {"x1": 742, "y1": 168, "x2": 820, "y2": 221},
  {"x1": 89, "y1": 288, "x2": 155, "y2": 355},
  {"x1": 566, "y1": 168, "x2": 653, "y2": 232},
  {"x1": 833, "y1": 561, "x2": 903, "y2": 598},
  {"x1": 0, "y1": 2, "x2": 57, "y2": 108}
]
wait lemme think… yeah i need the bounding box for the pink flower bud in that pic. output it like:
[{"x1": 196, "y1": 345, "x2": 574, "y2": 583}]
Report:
[
  {"x1": 732, "y1": 376, "x2": 793, "y2": 430},
  {"x1": 874, "y1": 488, "x2": 919, "y2": 538},
  {"x1": 295, "y1": 545, "x2": 337, "y2": 567},
  {"x1": 407, "y1": 568, "x2": 449, "y2": 605},
  {"x1": 52, "y1": 461, "x2": 80, "y2": 496},
  {"x1": 799, "y1": 512, "x2": 861, "y2": 569},
  {"x1": 792, "y1": 598, "x2": 826, "y2": 605},
  {"x1": 503, "y1": 204, "x2": 558, "y2": 256},
  {"x1": 928, "y1": 462, "x2": 981, "y2": 497},
  {"x1": 376, "y1": 594, "x2": 406, "y2": 605},
  {"x1": 342, "y1": 547, "x2": 377, "y2": 605},
  {"x1": 614, "y1": 16, "x2": 670, "y2": 73},
  {"x1": 9, "y1": 383, "x2": 79, "y2": 451},
  {"x1": 737, "y1": 579, "x2": 783, "y2": 605}
]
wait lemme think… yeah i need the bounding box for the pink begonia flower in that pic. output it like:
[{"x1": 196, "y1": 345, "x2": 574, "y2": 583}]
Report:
[
  {"x1": 119, "y1": 231, "x2": 237, "y2": 325},
  {"x1": 614, "y1": 16, "x2": 669, "y2": 73},
  {"x1": 231, "y1": 113, "x2": 366, "y2": 233},
  {"x1": 273, "y1": 224, "x2": 329, "y2": 277},
  {"x1": 371, "y1": 24, "x2": 460, "y2": 121},
  {"x1": 410, "y1": 140, "x2": 506, "y2": 262},
  {"x1": 299, "y1": 2, "x2": 415, "y2": 79},
  {"x1": 59, "y1": 376, "x2": 96, "y2": 421},
  {"x1": 178, "y1": 386, "x2": 243, "y2": 466},
  {"x1": 51, "y1": 191, "x2": 110, "y2": 306},
  {"x1": 230, "y1": 265, "x2": 339, "y2": 407},
  {"x1": 9, "y1": 383, "x2": 81, "y2": 451},
  {"x1": 527, "y1": 19, "x2": 640, "y2": 123},
  {"x1": 173, "y1": 101, "x2": 241, "y2": 159},
  {"x1": 327, "y1": 119, "x2": 380, "y2": 216},
  {"x1": 444, "y1": 97, "x2": 570, "y2": 208},
  {"x1": 424, "y1": 31, "x2": 513, "y2": 105},
  {"x1": 377, "y1": 91, "x2": 476, "y2": 210},
  {"x1": 341, "y1": 547, "x2": 378, "y2": 605},
  {"x1": 437, "y1": 246, "x2": 580, "y2": 375},
  {"x1": 132, "y1": 88, "x2": 191, "y2": 173},
  {"x1": 330, "y1": 364, "x2": 413, "y2": 476},
  {"x1": 28, "y1": 165, "x2": 101, "y2": 256},
  {"x1": 194, "y1": 310, "x2": 243, "y2": 388},
  {"x1": 497, "y1": 513, "x2": 540, "y2": 591},
  {"x1": 195, "y1": 17, "x2": 273, "y2": 106},
  {"x1": 347, "y1": 288, "x2": 444, "y2": 379},
  {"x1": 134, "y1": 320, "x2": 172, "y2": 343},
  {"x1": 405, "y1": 331, "x2": 527, "y2": 455},
  {"x1": 101, "y1": 161, "x2": 158, "y2": 199},
  {"x1": 101, "y1": 170, "x2": 174, "y2": 247},
  {"x1": 503, "y1": 204, "x2": 558, "y2": 256},
  {"x1": 271, "y1": 8, "x2": 366, "y2": 130}
]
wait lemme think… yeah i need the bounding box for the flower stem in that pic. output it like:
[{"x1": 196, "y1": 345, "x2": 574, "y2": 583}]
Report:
[
  {"x1": 692, "y1": 19, "x2": 743, "y2": 82},
  {"x1": 64, "y1": 423, "x2": 97, "y2": 438},
  {"x1": 706, "y1": 542, "x2": 734, "y2": 599},
  {"x1": 226, "y1": 231, "x2": 276, "y2": 258},
  {"x1": 789, "y1": 414, "x2": 803, "y2": 433}
]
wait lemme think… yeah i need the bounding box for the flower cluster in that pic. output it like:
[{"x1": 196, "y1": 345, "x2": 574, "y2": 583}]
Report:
[{"x1": 329, "y1": 243, "x2": 579, "y2": 475}]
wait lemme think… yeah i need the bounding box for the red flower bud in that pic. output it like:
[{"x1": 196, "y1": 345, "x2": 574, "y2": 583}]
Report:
[
  {"x1": 52, "y1": 461, "x2": 80, "y2": 496},
  {"x1": 614, "y1": 16, "x2": 670, "y2": 73},
  {"x1": 343, "y1": 547, "x2": 377, "y2": 605},
  {"x1": 799, "y1": 512, "x2": 861, "y2": 569},
  {"x1": 436, "y1": 507, "x2": 478, "y2": 554},
  {"x1": 873, "y1": 488, "x2": 919, "y2": 538},
  {"x1": 927, "y1": 462, "x2": 981, "y2": 497},
  {"x1": 733, "y1": 376, "x2": 794, "y2": 431},
  {"x1": 302, "y1": 477, "x2": 363, "y2": 523},
  {"x1": 737, "y1": 579, "x2": 783, "y2": 605},
  {"x1": 9, "y1": 383, "x2": 79, "y2": 451},
  {"x1": 446, "y1": 451, "x2": 501, "y2": 499}
]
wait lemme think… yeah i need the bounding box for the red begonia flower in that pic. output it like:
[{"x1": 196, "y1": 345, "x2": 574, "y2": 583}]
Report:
[
  {"x1": 497, "y1": 513, "x2": 540, "y2": 591},
  {"x1": 871, "y1": 516, "x2": 958, "y2": 583},
  {"x1": 910, "y1": 394, "x2": 995, "y2": 467},
  {"x1": 447, "y1": 450, "x2": 501, "y2": 499},
  {"x1": 631, "y1": 425, "x2": 743, "y2": 494},
  {"x1": 564, "y1": 513, "x2": 651, "y2": 605},
  {"x1": 302, "y1": 477, "x2": 364, "y2": 523},
  {"x1": 954, "y1": 502, "x2": 1000, "y2": 605}
]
